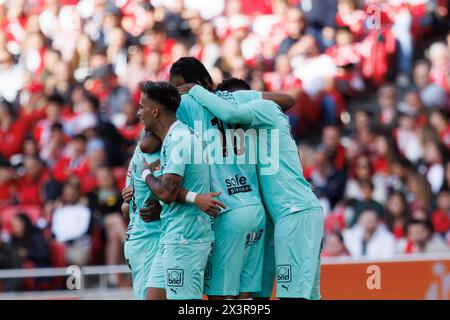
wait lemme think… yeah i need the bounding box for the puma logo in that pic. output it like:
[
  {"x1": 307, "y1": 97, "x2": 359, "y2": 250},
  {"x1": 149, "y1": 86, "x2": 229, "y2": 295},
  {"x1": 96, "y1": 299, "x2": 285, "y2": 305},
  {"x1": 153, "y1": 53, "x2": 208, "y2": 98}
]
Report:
[
  {"x1": 170, "y1": 288, "x2": 178, "y2": 295},
  {"x1": 282, "y1": 284, "x2": 289, "y2": 292}
]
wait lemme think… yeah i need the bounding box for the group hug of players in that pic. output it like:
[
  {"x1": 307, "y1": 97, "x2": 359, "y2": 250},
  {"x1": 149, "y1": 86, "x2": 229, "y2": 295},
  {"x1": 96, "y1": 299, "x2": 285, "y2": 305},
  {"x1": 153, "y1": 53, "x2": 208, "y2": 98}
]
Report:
[{"x1": 120, "y1": 57, "x2": 324, "y2": 300}]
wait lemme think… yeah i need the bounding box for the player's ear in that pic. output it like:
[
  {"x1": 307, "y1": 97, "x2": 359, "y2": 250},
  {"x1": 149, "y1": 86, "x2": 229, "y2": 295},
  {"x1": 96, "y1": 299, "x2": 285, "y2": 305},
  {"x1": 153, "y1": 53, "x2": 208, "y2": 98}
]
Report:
[{"x1": 152, "y1": 105, "x2": 160, "y2": 118}]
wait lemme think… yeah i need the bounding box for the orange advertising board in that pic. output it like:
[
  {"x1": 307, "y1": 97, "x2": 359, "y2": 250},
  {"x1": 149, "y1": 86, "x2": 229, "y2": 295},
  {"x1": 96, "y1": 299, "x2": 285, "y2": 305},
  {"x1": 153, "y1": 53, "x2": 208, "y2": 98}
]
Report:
[{"x1": 319, "y1": 257, "x2": 450, "y2": 300}]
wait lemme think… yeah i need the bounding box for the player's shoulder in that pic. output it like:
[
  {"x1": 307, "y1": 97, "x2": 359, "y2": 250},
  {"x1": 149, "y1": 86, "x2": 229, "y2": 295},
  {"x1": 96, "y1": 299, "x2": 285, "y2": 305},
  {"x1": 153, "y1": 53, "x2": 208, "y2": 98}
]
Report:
[
  {"x1": 179, "y1": 93, "x2": 201, "y2": 109},
  {"x1": 166, "y1": 121, "x2": 194, "y2": 140}
]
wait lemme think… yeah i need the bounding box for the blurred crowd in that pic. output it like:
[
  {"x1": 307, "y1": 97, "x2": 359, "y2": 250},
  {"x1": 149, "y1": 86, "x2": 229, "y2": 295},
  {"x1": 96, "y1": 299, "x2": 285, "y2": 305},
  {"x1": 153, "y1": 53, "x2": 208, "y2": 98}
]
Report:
[{"x1": 0, "y1": 0, "x2": 449, "y2": 291}]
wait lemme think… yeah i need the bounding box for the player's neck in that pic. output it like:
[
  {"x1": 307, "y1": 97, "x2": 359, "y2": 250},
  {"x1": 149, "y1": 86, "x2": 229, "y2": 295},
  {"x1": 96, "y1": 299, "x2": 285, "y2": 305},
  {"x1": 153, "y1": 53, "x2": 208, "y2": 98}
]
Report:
[{"x1": 154, "y1": 115, "x2": 177, "y2": 141}]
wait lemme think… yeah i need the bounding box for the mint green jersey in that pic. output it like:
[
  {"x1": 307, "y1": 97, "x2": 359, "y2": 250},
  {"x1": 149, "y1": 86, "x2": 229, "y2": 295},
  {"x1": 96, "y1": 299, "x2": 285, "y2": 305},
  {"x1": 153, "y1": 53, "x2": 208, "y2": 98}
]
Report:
[
  {"x1": 158, "y1": 120, "x2": 214, "y2": 245},
  {"x1": 176, "y1": 91, "x2": 262, "y2": 212},
  {"x1": 188, "y1": 85, "x2": 322, "y2": 223},
  {"x1": 125, "y1": 145, "x2": 161, "y2": 241}
]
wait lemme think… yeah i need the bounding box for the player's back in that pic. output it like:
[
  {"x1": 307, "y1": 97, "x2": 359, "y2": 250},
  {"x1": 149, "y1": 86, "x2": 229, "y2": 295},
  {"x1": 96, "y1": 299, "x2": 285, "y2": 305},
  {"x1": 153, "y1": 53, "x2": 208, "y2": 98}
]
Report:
[
  {"x1": 250, "y1": 100, "x2": 322, "y2": 223},
  {"x1": 176, "y1": 93, "x2": 262, "y2": 212}
]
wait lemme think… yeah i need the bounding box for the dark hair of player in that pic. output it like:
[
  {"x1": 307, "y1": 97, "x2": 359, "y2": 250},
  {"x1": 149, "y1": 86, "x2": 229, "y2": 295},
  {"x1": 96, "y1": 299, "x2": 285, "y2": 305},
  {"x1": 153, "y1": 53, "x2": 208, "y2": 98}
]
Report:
[
  {"x1": 216, "y1": 77, "x2": 251, "y2": 92},
  {"x1": 138, "y1": 81, "x2": 181, "y2": 113},
  {"x1": 170, "y1": 57, "x2": 215, "y2": 92}
]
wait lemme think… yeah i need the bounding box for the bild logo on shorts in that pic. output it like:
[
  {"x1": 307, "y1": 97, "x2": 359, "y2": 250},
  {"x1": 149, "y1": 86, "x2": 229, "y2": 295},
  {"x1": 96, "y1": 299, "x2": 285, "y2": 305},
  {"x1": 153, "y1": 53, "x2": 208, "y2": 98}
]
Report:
[
  {"x1": 277, "y1": 265, "x2": 292, "y2": 283},
  {"x1": 167, "y1": 269, "x2": 184, "y2": 287}
]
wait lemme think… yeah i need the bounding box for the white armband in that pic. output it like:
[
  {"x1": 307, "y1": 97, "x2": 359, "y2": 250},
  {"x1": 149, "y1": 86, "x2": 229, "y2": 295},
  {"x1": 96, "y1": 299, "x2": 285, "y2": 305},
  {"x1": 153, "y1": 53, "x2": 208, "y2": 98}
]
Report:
[{"x1": 186, "y1": 191, "x2": 198, "y2": 204}]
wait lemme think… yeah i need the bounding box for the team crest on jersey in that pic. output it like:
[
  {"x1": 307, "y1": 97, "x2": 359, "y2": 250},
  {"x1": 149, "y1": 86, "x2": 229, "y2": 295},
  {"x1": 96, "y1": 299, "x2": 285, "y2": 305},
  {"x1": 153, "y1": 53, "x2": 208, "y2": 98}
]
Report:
[{"x1": 167, "y1": 269, "x2": 184, "y2": 287}]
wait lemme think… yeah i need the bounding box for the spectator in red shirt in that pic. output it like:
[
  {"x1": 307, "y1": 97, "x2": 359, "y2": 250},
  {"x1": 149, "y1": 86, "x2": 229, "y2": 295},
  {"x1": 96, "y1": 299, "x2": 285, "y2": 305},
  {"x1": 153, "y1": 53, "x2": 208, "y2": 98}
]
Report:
[
  {"x1": 327, "y1": 26, "x2": 365, "y2": 94},
  {"x1": 431, "y1": 191, "x2": 450, "y2": 236},
  {"x1": 52, "y1": 134, "x2": 89, "y2": 185},
  {"x1": 290, "y1": 35, "x2": 345, "y2": 128},
  {"x1": 372, "y1": 132, "x2": 401, "y2": 176},
  {"x1": 384, "y1": 192, "x2": 410, "y2": 240},
  {"x1": 16, "y1": 156, "x2": 49, "y2": 207},
  {"x1": 336, "y1": 0, "x2": 366, "y2": 39},
  {"x1": 0, "y1": 100, "x2": 29, "y2": 160},
  {"x1": 116, "y1": 103, "x2": 142, "y2": 144},
  {"x1": 33, "y1": 94, "x2": 65, "y2": 149}
]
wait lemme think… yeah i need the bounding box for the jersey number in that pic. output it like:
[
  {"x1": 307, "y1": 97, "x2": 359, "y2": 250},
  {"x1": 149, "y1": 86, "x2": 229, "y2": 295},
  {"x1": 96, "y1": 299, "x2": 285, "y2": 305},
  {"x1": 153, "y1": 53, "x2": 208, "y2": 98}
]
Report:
[{"x1": 211, "y1": 117, "x2": 241, "y2": 157}]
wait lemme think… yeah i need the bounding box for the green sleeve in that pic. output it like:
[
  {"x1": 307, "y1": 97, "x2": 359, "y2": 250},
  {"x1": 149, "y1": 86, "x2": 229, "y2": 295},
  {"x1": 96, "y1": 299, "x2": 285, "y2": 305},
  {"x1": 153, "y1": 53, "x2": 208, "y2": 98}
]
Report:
[{"x1": 188, "y1": 85, "x2": 253, "y2": 125}]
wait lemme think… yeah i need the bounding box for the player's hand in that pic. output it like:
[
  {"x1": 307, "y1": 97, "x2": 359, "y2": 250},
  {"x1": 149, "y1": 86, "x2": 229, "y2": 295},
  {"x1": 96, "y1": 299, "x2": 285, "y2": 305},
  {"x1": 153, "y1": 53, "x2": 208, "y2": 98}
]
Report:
[
  {"x1": 177, "y1": 83, "x2": 196, "y2": 95},
  {"x1": 121, "y1": 202, "x2": 130, "y2": 219},
  {"x1": 142, "y1": 159, "x2": 161, "y2": 174},
  {"x1": 194, "y1": 192, "x2": 226, "y2": 217},
  {"x1": 140, "y1": 199, "x2": 162, "y2": 222},
  {"x1": 121, "y1": 186, "x2": 133, "y2": 203}
]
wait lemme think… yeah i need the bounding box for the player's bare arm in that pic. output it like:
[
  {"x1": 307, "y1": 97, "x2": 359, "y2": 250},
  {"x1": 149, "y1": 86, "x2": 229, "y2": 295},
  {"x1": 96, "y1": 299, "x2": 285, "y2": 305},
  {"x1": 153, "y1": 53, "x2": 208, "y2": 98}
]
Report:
[
  {"x1": 142, "y1": 157, "x2": 226, "y2": 214},
  {"x1": 121, "y1": 202, "x2": 130, "y2": 219},
  {"x1": 261, "y1": 92, "x2": 295, "y2": 112},
  {"x1": 140, "y1": 132, "x2": 162, "y2": 154},
  {"x1": 121, "y1": 186, "x2": 133, "y2": 219},
  {"x1": 143, "y1": 172, "x2": 182, "y2": 204},
  {"x1": 177, "y1": 82, "x2": 294, "y2": 112}
]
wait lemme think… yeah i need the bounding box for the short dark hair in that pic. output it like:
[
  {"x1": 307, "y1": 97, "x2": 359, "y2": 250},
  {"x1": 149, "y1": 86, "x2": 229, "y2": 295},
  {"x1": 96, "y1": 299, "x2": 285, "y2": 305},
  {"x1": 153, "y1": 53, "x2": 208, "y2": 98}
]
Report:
[
  {"x1": 407, "y1": 218, "x2": 434, "y2": 233},
  {"x1": 138, "y1": 81, "x2": 181, "y2": 113},
  {"x1": 47, "y1": 93, "x2": 65, "y2": 107},
  {"x1": 216, "y1": 77, "x2": 251, "y2": 92},
  {"x1": 170, "y1": 57, "x2": 215, "y2": 92},
  {"x1": 51, "y1": 123, "x2": 64, "y2": 132},
  {"x1": 73, "y1": 134, "x2": 87, "y2": 143}
]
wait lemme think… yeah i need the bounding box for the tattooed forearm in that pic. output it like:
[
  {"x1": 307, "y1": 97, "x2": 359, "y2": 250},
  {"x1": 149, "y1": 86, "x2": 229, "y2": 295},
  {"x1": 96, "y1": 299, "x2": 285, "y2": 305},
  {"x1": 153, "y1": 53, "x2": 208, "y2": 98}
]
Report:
[{"x1": 144, "y1": 173, "x2": 182, "y2": 204}]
